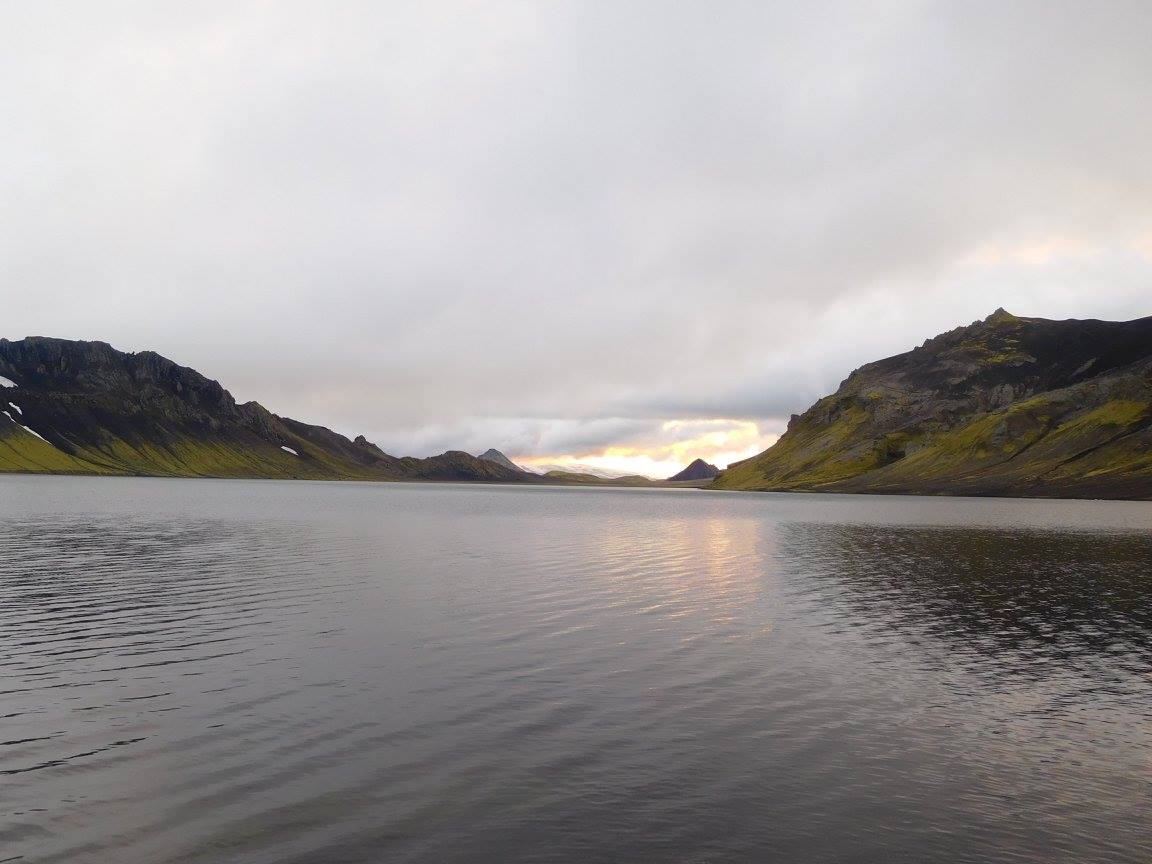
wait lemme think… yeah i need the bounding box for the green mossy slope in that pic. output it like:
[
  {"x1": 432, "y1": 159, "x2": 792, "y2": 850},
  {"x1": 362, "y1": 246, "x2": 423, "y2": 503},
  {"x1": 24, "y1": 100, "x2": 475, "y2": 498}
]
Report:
[
  {"x1": 714, "y1": 311, "x2": 1152, "y2": 500},
  {"x1": 0, "y1": 337, "x2": 530, "y2": 483}
]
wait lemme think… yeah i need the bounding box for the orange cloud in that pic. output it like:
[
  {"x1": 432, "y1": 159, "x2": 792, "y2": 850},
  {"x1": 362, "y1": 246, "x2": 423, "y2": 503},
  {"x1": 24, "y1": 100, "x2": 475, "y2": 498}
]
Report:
[
  {"x1": 965, "y1": 236, "x2": 1099, "y2": 268},
  {"x1": 517, "y1": 418, "x2": 778, "y2": 479}
]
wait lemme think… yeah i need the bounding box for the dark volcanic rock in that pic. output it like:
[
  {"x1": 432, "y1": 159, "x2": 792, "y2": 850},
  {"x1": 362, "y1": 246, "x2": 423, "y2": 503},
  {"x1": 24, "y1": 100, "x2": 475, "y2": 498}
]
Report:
[{"x1": 667, "y1": 458, "x2": 721, "y2": 481}]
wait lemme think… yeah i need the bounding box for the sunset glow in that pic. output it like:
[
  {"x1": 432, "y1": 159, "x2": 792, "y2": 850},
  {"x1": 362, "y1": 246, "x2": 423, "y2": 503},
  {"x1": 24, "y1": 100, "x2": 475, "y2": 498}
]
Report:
[{"x1": 517, "y1": 419, "x2": 779, "y2": 479}]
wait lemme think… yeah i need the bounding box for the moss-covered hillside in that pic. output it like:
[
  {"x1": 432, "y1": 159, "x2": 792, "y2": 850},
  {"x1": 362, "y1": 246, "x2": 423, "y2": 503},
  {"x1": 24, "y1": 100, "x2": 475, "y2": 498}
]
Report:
[
  {"x1": 713, "y1": 310, "x2": 1152, "y2": 499},
  {"x1": 0, "y1": 337, "x2": 530, "y2": 482}
]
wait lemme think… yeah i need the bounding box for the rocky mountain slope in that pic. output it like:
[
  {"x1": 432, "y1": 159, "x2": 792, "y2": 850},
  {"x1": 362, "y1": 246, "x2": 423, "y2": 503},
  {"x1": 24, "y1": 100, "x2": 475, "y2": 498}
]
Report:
[
  {"x1": 477, "y1": 448, "x2": 530, "y2": 474},
  {"x1": 667, "y1": 458, "x2": 721, "y2": 481},
  {"x1": 0, "y1": 337, "x2": 530, "y2": 482},
  {"x1": 713, "y1": 310, "x2": 1152, "y2": 499}
]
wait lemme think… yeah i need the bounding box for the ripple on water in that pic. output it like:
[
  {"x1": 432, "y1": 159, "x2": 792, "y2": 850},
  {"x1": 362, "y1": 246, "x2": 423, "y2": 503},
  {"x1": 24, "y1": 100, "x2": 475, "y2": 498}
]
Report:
[{"x1": 1, "y1": 479, "x2": 1151, "y2": 863}]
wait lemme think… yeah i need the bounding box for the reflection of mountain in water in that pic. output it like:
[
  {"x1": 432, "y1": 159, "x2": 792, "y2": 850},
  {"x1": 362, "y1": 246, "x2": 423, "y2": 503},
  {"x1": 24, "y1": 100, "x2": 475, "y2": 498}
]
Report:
[{"x1": 773, "y1": 522, "x2": 1152, "y2": 681}]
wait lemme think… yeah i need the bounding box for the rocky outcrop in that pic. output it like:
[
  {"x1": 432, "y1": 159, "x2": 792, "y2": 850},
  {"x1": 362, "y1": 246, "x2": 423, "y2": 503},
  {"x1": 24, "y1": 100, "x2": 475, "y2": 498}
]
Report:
[{"x1": 713, "y1": 311, "x2": 1152, "y2": 499}]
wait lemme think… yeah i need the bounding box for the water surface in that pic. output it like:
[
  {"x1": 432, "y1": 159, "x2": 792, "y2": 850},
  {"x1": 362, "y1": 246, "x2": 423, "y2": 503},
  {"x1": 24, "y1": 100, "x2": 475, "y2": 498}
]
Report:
[{"x1": 2, "y1": 477, "x2": 1151, "y2": 862}]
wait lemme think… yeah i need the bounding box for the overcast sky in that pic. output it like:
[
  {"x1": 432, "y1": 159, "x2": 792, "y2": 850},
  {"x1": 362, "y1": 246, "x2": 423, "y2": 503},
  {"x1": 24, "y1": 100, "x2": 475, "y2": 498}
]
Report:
[{"x1": 3, "y1": 1, "x2": 1151, "y2": 475}]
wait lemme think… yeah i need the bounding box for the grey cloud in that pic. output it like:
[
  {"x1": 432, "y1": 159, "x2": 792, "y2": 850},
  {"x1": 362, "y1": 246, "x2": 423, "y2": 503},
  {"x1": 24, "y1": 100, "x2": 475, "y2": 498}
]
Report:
[
  {"x1": 371, "y1": 417, "x2": 656, "y2": 461},
  {"x1": 3, "y1": 2, "x2": 1152, "y2": 456}
]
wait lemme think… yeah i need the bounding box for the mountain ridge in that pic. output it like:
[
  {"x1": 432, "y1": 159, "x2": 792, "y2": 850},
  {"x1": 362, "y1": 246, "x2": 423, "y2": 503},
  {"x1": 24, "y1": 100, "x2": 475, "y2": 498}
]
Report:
[
  {"x1": 530, "y1": 461, "x2": 646, "y2": 480},
  {"x1": 0, "y1": 336, "x2": 530, "y2": 483}
]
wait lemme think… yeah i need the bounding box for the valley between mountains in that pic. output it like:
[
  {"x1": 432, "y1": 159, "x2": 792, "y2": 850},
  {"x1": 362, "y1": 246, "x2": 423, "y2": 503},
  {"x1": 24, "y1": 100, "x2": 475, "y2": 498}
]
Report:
[{"x1": 3, "y1": 309, "x2": 1151, "y2": 499}]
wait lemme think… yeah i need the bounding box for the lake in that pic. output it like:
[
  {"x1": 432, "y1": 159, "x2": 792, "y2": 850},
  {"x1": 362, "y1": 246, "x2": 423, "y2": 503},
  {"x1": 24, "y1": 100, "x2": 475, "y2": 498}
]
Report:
[{"x1": 1, "y1": 476, "x2": 1151, "y2": 863}]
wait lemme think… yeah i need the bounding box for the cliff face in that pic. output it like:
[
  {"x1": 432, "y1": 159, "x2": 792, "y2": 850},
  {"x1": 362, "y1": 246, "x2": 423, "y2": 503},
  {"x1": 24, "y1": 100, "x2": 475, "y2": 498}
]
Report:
[
  {"x1": 0, "y1": 337, "x2": 527, "y2": 483},
  {"x1": 713, "y1": 311, "x2": 1152, "y2": 499}
]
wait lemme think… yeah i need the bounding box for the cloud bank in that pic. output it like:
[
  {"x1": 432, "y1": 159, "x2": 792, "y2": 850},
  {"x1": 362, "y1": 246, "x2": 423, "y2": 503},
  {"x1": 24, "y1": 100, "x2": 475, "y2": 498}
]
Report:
[{"x1": 3, "y1": 1, "x2": 1151, "y2": 461}]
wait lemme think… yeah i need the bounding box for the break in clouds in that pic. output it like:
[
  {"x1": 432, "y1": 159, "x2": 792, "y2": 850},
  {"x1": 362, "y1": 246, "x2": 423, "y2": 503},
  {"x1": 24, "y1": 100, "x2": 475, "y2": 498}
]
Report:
[{"x1": 3, "y1": 2, "x2": 1152, "y2": 469}]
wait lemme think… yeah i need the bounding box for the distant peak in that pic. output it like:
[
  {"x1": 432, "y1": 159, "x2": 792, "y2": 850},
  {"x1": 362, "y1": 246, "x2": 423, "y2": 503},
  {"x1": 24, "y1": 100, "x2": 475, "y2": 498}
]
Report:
[
  {"x1": 667, "y1": 458, "x2": 721, "y2": 482},
  {"x1": 476, "y1": 448, "x2": 529, "y2": 473}
]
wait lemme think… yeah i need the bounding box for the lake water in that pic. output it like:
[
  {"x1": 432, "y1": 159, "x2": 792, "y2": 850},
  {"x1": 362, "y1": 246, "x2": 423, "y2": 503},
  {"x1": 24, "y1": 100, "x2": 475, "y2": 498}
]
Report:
[{"x1": 1, "y1": 476, "x2": 1151, "y2": 863}]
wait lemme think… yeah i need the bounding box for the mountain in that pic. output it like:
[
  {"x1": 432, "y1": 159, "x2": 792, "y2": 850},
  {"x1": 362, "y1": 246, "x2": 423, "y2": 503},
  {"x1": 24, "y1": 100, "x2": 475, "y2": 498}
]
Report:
[
  {"x1": 0, "y1": 337, "x2": 531, "y2": 483},
  {"x1": 531, "y1": 462, "x2": 647, "y2": 480},
  {"x1": 476, "y1": 448, "x2": 530, "y2": 474},
  {"x1": 542, "y1": 470, "x2": 656, "y2": 486},
  {"x1": 667, "y1": 458, "x2": 721, "y2": 481},
  {"x1": 713, "y1": 310, "x2": 1152, "y2": 499}
]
